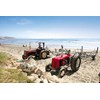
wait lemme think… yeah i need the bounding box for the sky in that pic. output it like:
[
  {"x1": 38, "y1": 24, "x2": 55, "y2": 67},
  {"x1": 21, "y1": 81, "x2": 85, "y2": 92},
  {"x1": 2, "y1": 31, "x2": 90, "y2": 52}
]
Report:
[{"x1": 0, "y1": 16, "x2": 100, "y2": 39}]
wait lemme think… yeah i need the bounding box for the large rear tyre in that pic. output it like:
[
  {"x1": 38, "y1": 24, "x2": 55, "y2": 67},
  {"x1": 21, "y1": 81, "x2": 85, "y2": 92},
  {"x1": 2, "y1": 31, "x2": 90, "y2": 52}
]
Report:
[
  {"x1": 40, "y1": 50, "x2": 47, "y2": 59},
  {"x1": 71, "y1": 56, "x2": 81, "y2": 72}
]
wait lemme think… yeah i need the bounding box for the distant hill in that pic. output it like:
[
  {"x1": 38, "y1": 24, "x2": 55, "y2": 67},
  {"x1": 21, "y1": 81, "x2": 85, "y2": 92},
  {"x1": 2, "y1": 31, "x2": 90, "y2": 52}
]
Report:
[{"x1": 0, "y1": 36, "x2": 15, "y2": 40}]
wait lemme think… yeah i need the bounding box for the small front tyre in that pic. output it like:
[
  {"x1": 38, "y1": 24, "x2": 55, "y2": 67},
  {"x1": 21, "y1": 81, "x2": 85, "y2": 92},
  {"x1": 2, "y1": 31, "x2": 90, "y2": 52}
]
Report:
[
  {"x1": 45, "y1": 64, "x2": 52, "y2": 72},
  {"x1": 22, "y1": 55, "x2": 26, "y2": 60},
  {"x1": 58, "y1": 68, "x2": 66, "y2": 78}
]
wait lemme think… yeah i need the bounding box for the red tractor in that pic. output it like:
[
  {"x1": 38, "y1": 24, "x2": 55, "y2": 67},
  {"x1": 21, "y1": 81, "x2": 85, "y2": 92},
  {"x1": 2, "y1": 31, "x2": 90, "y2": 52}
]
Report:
[
  {"x1": 22, "y1": 42, "x2": 50, "y2": 60},
  {"x1": 45, "y1": 52, "x2": 81, "y2": 78}
]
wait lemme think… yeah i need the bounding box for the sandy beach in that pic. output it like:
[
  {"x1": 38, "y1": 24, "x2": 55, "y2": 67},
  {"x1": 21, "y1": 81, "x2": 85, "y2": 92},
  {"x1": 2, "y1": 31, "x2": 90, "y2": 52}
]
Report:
[{"x1": 0, "y1": 44, "x2": 100, "y2": 83}]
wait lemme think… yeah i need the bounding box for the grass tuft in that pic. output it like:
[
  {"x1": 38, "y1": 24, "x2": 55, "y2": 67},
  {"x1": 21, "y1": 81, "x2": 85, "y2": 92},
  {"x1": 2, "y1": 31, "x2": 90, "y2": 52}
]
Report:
[
  {"x1": 0, "y1": 52, "x2": 9, "y2": 65},
  {"x1": 0, "y1": 52, "x2": 33, "y2": 83},
  {"x1": 0, "y1": 68, "x2": 33, "y2": 83}
]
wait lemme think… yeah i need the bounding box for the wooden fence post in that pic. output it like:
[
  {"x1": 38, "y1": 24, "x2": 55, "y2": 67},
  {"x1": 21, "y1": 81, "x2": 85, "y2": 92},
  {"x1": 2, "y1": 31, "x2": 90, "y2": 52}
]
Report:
[
  {"x1": 81, "y1": 46, "x2": 83, "y2": 54},
  {"x1": 96, "y1": 47, "x2": 99, "y2": 54}
]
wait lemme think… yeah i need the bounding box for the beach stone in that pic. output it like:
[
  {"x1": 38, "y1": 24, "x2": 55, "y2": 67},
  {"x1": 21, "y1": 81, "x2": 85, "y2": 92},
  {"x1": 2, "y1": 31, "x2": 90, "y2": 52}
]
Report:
[
  {"x1": 17, "y1": 62, "x2": 44, "y2": 77},
  {"x1": 27, "y1": 76, "x2": 37, "y2": 82},
  {"x1": 40, "y1": 75, "x2": 48, "y2": 83},
  {"x1": 31, "y1": 73, "x2": 38, "y2": 78},
  {"x1": 34, "y1": 78, "x2": 42, "y2": 83},
  {"x1": 17, "y1": 63, "x2": 28, "y2": 69},
  {"x1": 43, "y1": 72, "x2": 59, "y2": 83},
  {"x1": 47, "y1": 75, "x2": 59, "y2": 83},
  {"x1": 35, "y1": 69, "x2": 43, "y2": 78},
  {"x1": 25, "y1": 58, "x2": 36, "y2": 67},
  {"x1": 41, "y1": 78, "x2": 48, "y2": 83}
]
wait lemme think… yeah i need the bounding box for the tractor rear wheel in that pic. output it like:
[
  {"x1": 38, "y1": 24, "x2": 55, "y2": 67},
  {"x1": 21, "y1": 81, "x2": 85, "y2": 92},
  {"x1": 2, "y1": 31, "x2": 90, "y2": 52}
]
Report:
[
  {"x1": 71, "y1": 56, "x2": 81, "y2": 72},
  {"x1": 40, "y1": 50, "x2": 47, "y2": 59}
]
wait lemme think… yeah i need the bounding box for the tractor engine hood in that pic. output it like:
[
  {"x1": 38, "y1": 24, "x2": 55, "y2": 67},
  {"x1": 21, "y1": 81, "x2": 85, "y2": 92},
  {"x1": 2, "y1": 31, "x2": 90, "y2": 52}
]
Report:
[
  {"x1": 24, "y1": 49, "x2": 36, "y2": 52},
  {"x1": 24, "y1": 49, "x2": 37, "y2": 56},
  {"x1": 52, "y1": 54, "x2": 71, "y2": 70}
]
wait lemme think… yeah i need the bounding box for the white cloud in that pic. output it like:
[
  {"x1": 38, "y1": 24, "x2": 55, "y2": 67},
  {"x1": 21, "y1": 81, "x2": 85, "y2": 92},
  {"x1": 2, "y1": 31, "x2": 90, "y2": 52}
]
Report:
[
  {"x1": 19, "y1": 30, "x2": 79, "y2": 39},
  {"x1": 13, "y1": 29, "x2": 100, "y2": 39},
  {"x1": 16, "y1": 18, "x2": 31, "y2": 25},
  {"x1": 10, "y1": 18, "x2": 32, "y2": 25}
]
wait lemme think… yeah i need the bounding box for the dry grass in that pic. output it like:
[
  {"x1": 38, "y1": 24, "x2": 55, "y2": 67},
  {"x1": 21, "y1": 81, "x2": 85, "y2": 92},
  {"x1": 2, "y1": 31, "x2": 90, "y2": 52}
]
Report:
[
  {"x1": 0, "y1": 67, "x2": 33, "y2": 83},
  {"x1": 0, "y1": 52, "x2": 9, "y2": 65},
  {"x1": 0, "y1": 52, "x2": 33, "y2": 83}
]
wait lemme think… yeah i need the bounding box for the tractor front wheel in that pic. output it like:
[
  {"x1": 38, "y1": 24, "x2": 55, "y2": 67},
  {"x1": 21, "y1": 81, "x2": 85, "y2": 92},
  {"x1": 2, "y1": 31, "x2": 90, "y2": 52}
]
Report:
[
  {"x1": 22, "y1": 55, "x2": 26, "y2": 60},
  {"x1": 58, "y1": 68, "x2": 66, "y2": 78},
  {"x1": 45, "y1": 64, "x2": 52, "y2": 72}
]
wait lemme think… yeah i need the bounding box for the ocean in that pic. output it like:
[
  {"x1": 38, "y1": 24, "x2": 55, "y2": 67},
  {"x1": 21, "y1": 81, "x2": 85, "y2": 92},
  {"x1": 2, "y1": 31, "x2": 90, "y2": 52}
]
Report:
[{"x1": 0, "y1": 38, "x2": 100, "y2": 49}]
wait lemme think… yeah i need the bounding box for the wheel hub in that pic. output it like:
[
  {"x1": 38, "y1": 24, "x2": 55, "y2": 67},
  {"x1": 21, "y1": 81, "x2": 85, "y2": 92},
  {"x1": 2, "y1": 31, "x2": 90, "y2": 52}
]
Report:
[
  {"x1": 42, "y1": 52, "x2": 47, "y2": 58},
  {"x1": 76, "y1": 58, "x2": 80, "y2": 68}
]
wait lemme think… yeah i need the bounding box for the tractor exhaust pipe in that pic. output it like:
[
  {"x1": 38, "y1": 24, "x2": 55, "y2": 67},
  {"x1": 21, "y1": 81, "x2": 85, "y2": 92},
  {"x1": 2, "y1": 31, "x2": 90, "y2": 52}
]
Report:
[{"x1": 43, "y1": 42, "x2": 45, "y2": 49}]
